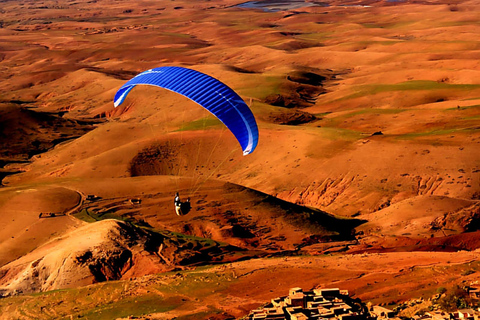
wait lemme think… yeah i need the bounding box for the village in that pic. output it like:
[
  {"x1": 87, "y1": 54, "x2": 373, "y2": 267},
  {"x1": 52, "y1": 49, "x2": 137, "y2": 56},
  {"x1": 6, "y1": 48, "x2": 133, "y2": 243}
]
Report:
[{"x1": 246, "y1": 285, "x2": 480, "y2": 320}]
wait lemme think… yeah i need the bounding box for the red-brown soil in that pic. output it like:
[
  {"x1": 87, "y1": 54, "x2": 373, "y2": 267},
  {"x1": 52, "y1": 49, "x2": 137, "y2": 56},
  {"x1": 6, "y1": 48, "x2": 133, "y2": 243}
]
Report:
[{"x1": 0, "y1": 0, "x2": 480, "y2": 318}]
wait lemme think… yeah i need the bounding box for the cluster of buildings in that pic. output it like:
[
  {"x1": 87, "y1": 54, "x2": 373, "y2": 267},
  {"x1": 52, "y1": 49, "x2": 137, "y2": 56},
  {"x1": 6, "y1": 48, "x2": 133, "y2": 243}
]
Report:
[
  {"x1": 247, "y1": 287, "x2": 367, "y2": 320},
  {"x1": 246, "y1": 286, "x2": 480, "y2": 320}
]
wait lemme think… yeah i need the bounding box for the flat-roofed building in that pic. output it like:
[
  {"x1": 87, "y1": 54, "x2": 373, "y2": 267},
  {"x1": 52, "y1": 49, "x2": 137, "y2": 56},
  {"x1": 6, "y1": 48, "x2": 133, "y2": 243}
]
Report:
[
  {"x1": 425, "y1": 311, "x2": 450, "y2": 320},
  {"x1": 291, "y1": 313, "x2": 309, "y2": 320},
  {"x1": 307, "y1": 301, "x2": 323, "y2": 309},
  {"x1": 287, "y1": 293, "x2": 305, "y2": 308},
  {"x1": 286, "y1": 306, "x2": 304, "y2": 318},
  {"x1": 272, "y1": 297, "x2": 286, "y2": 308},
  {"x1": 333, "y1": 303, "x2": 352, "y2": 312},
  {"x1": 318, "y1": 308, "x2": 336, "y2": 318},
  {"x1": 313, "y1": 296, "x2": 327, "y2": 302},
  {"x1": 252, "y1": 311, "x2": 267, "y2": 320},
  {"x1": 332, "y1": 306, "x2": 349, "y2": 316},
  {"x1": 264, "y1": 307, "x2": 284, "y2": 318},
  {"x1": 314, "y1": 288, "x2": 342, "y2": 300},
  {"x1": 290, "y1": 287, "x2": 303, "y2": 296}
]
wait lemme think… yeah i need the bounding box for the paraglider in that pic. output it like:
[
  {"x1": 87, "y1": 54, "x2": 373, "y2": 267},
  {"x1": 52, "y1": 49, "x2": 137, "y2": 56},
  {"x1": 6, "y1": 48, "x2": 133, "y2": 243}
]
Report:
[
  {"x1": 174, "y1": 192, "x2": 182, "y2": 216},
  {"x1": 173, "y1": 192, "x2": 191, "y2": 216},
  {"x1": 113, "y1": 66, "x2": 259, "y2": 155}
]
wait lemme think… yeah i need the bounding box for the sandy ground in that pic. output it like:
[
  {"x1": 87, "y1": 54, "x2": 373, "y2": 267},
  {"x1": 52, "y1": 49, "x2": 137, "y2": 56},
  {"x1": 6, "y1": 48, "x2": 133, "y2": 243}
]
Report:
[{"x1": 0, "y1": 0, "x2": 480, "y2": 318}]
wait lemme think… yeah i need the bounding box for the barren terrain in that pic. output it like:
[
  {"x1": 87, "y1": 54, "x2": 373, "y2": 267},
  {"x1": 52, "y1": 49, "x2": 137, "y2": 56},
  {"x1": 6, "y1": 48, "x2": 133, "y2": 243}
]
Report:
[{"x1": 0, "y1": 0, "x2": 479, "y2": 318}]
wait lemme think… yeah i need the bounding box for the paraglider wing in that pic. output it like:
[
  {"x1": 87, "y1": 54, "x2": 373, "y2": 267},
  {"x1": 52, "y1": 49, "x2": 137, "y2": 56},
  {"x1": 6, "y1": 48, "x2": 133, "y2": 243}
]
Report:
[{"x1": 114, "y1": 66, "x2": 258, "y2": 155}]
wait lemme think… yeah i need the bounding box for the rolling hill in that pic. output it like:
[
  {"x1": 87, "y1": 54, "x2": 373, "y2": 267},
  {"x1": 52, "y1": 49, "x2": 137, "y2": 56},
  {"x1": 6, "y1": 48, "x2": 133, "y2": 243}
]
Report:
[{"x1": 0, "y1": 0, "x2": 479, "y2": 318}]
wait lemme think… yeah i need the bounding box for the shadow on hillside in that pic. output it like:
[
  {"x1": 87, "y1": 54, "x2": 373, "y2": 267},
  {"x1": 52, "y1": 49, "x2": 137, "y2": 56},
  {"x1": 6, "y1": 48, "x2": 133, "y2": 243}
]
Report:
[{"x1": 225, "y1": 183, "x2": 367, "y2": 242}]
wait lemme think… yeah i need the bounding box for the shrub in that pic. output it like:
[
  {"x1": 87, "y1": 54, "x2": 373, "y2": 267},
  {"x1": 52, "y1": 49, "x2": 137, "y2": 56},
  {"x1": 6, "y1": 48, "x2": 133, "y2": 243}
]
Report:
[{"x1": 438, "y1": 286, "x2": 472, "y2": 312}]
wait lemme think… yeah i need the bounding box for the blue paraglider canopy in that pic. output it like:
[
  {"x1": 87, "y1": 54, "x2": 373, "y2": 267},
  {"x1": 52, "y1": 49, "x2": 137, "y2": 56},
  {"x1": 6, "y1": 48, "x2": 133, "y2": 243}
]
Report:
[{"x1": 114, "y1": 66, "x2": 258, "y2": 155}]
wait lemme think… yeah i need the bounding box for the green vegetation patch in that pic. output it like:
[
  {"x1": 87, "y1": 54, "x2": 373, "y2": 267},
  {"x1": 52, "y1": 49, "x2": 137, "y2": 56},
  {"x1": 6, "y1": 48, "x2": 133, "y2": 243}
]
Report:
[
  {"x1": 462, "y1": 114, "x2": 480, "y2": 120},
  {"x1": 361, "y1": 20, "x2": 417, "y2": 29},
  {"x1": 445, "y1": 104, "x2": 480, "y2": 120},
  {"x1": 297, "y1": 31, "x2": 334, "y2": 42},
  {"x1": 347, "y1": 108, "x2": 406, "y2": 115},
  {"x1": 177, "y1": 117, "x2": 223, "y2": 132},
  {"x1": 323, "y1": 108, "x2": 406, "y2": 127},
  {"x1": 356, "y1": 40, "x2": 401, "y2": 46},
  {"x1": 161, "y1": 268, "x2": 233, "y2": 297},
  {"x1": 339, "y1": 81, "x2": 480, "y2": 102},
  {"x1": 303, "y1": 127, "x2": 364, "y2": 160},
  {"x1": 160, "y1": 229, "x2": 221, "y2": 249},
  {"x1": 74, "y1": 208, "x2": 140, "y2": 225},
  {"x1": 446, "y1": 104, "x2": 480, "y2": 111},
  {"x1": 237, "y1": 75, "x2": 284, "y2": 100},
  {"x1": 161, "y1": 32, "x2": 192, "y2": 38},
  {"x1": 395, "y1": 127, "x2": 478, "y2": 140},
  {"x1": 316, "y1": 126, "x2": 364, "y2": 141},
  {"x1": 77, "y1": 294, "x2": 180, "y2": 319},
  {"x1": 73, "y1": 208, "x2": 98, "y2": 223},
  {"x1": 388, "y1": 81, "x2": 480, "y2": 91},
  {"x1": 248, "y1": 100, "x2": 282, "y2": 121}
]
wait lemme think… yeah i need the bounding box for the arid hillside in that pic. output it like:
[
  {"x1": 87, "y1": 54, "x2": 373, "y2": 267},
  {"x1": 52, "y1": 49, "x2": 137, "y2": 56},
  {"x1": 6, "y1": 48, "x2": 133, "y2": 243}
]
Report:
[{"x1": 0, "y1": 0, "x2": 479, "y2": 318}]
